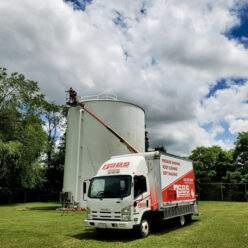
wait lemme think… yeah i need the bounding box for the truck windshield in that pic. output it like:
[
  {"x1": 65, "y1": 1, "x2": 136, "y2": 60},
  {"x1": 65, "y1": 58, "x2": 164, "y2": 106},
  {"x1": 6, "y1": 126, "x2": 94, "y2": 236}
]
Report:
[{"x1": 88, "y1": 175, "x2": 131, "y2": 199}]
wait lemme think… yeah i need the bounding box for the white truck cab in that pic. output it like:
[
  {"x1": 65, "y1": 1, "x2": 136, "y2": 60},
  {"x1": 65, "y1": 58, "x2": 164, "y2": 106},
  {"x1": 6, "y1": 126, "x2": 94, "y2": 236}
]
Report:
[{"x1": 84, "y1": 151, "x2": 198, "y2": 238}]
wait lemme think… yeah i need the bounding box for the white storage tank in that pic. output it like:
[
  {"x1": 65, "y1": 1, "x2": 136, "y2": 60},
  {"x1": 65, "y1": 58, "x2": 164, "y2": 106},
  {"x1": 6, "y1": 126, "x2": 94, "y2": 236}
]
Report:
[{"x1": 63, "y1": 94, "x2": 145, "y2": 208}]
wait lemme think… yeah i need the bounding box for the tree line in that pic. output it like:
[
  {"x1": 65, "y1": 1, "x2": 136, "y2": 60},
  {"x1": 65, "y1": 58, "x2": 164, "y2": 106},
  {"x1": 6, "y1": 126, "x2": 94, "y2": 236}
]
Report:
[
  {"x1": 0, "y1": 68, "x2": 247, "y2": 203},
  {"x1": 189, "y1": 133, "x2": 248, "y2": 201},
  {"x1": 189, "y1": 135, "x2": 248, "y2": 185},
  {"x1": 0, "y1": 68, "x2": 66, "y2": 203}
]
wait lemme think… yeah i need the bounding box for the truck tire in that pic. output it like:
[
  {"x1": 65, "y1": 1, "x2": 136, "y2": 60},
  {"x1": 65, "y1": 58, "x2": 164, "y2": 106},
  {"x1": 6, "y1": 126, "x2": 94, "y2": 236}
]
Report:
[
  {"x1": 179, "y1": 215, "x2": 185, "y2": 226},
  {"x1": 138, "y1": 218, "x2": 150, "y2": 238},
  {"x1": 185, "y1": 214, "x2": 192, "y2": 223}
]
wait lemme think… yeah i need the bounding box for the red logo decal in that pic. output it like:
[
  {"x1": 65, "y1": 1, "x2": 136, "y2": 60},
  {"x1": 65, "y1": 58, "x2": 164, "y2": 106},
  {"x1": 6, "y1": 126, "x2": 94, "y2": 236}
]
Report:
[
  {"x1": 138, "y1": 202, "x2": 146, "y2": 208},
  {"x1": 102, "y1": 162, "x2": 130, "y2": 170}
]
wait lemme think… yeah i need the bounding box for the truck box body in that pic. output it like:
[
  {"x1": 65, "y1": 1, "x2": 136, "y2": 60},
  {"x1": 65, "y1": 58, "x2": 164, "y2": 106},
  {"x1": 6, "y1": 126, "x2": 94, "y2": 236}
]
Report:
[
  {"x1": 148, "y1": 153, "x2": 196, "y2": 209},
  {"x1": 84, "y1": 151, "x2": 198, "y2": 236}
]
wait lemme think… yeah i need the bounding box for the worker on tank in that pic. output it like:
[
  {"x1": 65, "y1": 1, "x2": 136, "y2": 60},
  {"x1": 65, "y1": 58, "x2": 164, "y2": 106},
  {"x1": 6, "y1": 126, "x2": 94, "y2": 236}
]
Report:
[{"x1": 66, "y1": 87, "x2": 77, "y2": 105}]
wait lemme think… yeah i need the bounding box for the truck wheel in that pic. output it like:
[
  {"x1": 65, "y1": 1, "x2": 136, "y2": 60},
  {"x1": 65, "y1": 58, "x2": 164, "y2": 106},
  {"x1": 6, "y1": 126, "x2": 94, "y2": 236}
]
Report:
[
  {"x1": 138, "y1": 218, "x2": 150, "y2": 238},
  {"x1": 185, "y1": 214, "x2": 192, "y2": 223},
  {"x1": 179, "y1": 215, "x2": 185, "y2": 226}
]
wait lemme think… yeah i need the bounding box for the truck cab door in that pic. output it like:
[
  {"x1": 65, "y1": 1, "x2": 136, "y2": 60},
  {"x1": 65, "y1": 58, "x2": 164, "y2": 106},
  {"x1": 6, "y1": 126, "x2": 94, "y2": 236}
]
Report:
[{"x1": 133, "y1": 176, "x2": 150, "y2": 219}]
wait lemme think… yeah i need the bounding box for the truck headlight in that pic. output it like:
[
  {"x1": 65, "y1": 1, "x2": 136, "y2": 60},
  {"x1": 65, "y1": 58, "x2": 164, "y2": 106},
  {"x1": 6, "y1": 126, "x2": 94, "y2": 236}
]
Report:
[
  {"x1": 121, "y1": 206, "x2": 131, "y2": 221},
  {"x1": 86, "y1": 207, "x2": 91, "y2": 219}
]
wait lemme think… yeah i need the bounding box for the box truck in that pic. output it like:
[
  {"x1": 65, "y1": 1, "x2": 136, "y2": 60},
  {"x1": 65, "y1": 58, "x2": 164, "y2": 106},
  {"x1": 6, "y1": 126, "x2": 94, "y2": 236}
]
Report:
[{"x1": 83, "y1": 151, "x2": 199, "y2": 238}]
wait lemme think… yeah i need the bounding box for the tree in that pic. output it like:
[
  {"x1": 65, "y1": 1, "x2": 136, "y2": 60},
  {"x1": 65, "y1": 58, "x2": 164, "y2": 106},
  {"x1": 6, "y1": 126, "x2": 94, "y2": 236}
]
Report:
[
  {"x1": 189, "y1": 146, "x2": 233, "y2": 183},
  {"x1": 188, "y1": 145, "x2": 248, "y2": 201},
  {"x1": 19, "y1": 119, "x2": 47, "y2": 189},
  {"x1": 0, "y1": 119, "x2": 47, "y2": 202},
  {"x1": 0, "y1": 68, "x2": 47, "y2": 203},
  {"x1": 0, "y1": 67, "x2": 45, "y2": 142},
  {"x1": 233, "y1": 132, "x2": 248, "y2": 176},
  {"x1": 42, "y1": 101, "x2": 63, "y2": 168},
  {"x1": 45, "y1": 132, "x2": 66, "y2": 199},
  {"x1": 42, "y1": 104, "x2": 67, "y2": 200},
  {"x1": 0, "y1": 67, "x2": 45, "y2": 114}
]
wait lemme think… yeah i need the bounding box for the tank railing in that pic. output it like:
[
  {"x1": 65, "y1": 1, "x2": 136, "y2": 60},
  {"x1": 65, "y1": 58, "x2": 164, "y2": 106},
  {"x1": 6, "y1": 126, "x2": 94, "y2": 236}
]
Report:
[{"x1": 79, "y1": 93, "x2": 118, "y2": 102}]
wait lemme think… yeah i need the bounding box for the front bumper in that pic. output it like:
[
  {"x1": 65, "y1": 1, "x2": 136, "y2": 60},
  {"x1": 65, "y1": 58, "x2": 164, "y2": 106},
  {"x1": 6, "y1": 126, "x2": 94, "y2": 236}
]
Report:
[{"x1": 84, "y1": 219, "x2": 133, "y2": 229}]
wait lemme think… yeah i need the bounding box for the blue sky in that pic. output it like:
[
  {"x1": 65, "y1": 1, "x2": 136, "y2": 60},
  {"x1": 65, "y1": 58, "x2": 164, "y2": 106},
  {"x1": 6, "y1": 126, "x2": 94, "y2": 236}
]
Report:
[
  {"x1": 228, "y1": 3, "x2": 248, "y2": 48},
  {"x1": 0, "y1": 0, "x2": 248, "y2": 155},
  {"x1": 63, "y1": 0, "x2": 92, "y2": 11}
]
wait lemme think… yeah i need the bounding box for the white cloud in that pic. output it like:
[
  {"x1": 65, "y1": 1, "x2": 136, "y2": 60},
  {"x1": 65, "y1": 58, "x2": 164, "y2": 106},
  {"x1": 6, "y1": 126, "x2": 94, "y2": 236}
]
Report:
[
  {"x1": 226, "y1": 115, "x2": 248, "y2": 134},
  {"x1": 200, "y1": 82, "x2": 248, "y2": 124},
  {"x1": 229, "y1": 119, "x2": 248, "y2": 133},
  {"x1": 149, "y1": 119, "x2": 233, "y2": 155},
  {"x1": 0, "y1": 0, "x2": 248, "y2": 155}
]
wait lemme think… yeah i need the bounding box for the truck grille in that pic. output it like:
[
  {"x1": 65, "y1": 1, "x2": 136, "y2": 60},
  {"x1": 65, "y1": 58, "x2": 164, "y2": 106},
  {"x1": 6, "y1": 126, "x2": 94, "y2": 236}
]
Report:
[{"x1": 91, "y1": 211, "x2": 121, "y2": 221}]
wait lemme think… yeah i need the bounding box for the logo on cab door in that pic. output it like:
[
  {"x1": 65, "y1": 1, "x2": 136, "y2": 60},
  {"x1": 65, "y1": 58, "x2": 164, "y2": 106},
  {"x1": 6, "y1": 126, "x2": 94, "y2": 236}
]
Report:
[
  {"x1": 138, "y1": 202, "x2": 146, "y2": 208},
  {"x1": 102, "y1": 162, "x2": 130, "y2": 170}
]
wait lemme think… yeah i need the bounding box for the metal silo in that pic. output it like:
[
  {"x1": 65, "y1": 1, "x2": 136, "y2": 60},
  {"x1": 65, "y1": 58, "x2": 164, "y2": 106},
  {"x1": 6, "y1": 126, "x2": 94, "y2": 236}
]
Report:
[{"x1": 63, "y1": 94, "x2": 145, "y2": 208}]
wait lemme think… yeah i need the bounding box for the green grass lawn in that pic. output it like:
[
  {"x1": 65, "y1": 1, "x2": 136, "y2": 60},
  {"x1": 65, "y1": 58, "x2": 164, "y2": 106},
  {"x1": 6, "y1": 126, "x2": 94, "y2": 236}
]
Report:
[{"x1": 0, "y1": 201, "x2": 247, "y2": 248}]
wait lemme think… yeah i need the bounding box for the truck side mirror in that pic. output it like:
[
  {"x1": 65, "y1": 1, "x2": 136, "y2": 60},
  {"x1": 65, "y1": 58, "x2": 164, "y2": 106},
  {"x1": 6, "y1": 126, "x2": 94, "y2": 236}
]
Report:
[
  {"x1": 83, "y1": 182, "x2": 87, "y2": 194},
  {"x1": 134, "y1": 201, "x2": 137, "y2": 207},
  {"x1": 83, "y1": 181, "x2": 88, "y2": 201}
]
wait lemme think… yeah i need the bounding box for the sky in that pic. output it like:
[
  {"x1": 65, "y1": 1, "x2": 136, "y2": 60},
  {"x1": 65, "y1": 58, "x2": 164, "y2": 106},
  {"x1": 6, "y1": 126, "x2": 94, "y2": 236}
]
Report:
[{"x1": 0, "y1": 0, "x2": 248, "y2": 156}]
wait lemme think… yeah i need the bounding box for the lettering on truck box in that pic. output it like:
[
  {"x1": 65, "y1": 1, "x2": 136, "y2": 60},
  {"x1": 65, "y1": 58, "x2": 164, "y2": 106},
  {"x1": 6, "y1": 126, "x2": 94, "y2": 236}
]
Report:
[{"x1": 160, "y1": 155, "x2": 196, "y2": 202}]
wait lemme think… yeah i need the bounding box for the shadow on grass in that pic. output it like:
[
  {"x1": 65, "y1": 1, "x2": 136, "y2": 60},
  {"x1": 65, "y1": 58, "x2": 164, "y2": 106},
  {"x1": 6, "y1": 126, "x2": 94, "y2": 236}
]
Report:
[
  {"x1": 152, "y1": 219, "x2": 199, "y2": 236},
  {"x1": 72, "y1": 228, "x2": 138, "y2": 242},
  {"x1": 72, "y1": 219, "x2": 200, "y2": 242}
]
